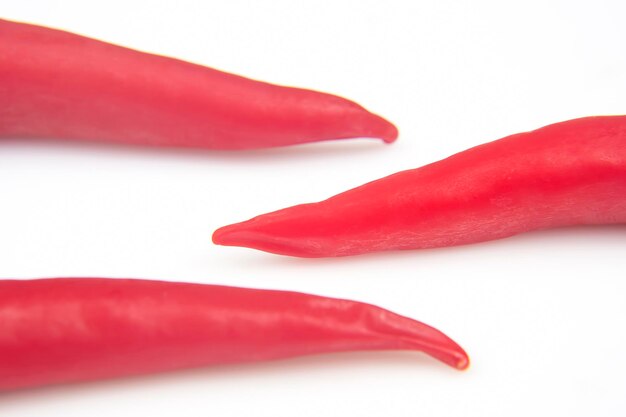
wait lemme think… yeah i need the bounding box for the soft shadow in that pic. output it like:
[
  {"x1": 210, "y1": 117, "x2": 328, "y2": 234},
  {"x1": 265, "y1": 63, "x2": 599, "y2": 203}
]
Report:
[
  {"x1": 0, "y1": 351, "x2": 454, "y2": 401},
  {"x1": 0, "y1": 137, "x2": 393, "y2": 165}
]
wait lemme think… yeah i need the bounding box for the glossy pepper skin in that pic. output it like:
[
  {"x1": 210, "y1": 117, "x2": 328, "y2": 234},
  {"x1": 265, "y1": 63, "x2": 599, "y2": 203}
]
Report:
[
  {"x1": 0, "y1": 278, "x2": 468, "y2": 391},
  {"x1": 214, "y1": 116, "x2": 626, "y2": 257},
  {"x1": 0, "y1": 19, "x2": 397, "y2": 150}
]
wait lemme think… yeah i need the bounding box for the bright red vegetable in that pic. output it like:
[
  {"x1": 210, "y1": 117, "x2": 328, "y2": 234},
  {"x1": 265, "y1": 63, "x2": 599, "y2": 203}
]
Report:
[
  {"x1": 213, "y1": 116, "x2": 626, "y2": 257},
  {"x1": 0, "y1": 19, "x2": 397, "y2": 150},
  {"x1": 0, "y1": 278, "x2": 468, "y2": 391}
]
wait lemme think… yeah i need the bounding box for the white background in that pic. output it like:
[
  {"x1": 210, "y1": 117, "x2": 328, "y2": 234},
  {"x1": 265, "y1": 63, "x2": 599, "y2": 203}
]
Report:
[{"x1": 1, "y1": 1, "x2": 625, "y2": 415}]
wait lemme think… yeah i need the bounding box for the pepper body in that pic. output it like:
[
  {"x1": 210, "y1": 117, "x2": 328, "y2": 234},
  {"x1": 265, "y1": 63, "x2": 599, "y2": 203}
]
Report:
[
  {"x1": 0, "y1": 19, "x2": 397, "y2": 149},
  {"x1": 0, "y1": 278, "x2": 468, "y2": 391},
  {"x1": 213, "y1": 116, "x2": 626, "y2": 257}
]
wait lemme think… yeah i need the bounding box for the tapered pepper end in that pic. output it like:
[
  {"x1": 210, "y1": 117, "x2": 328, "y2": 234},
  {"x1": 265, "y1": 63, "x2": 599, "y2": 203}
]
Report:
[
  {"x1": 355, "y1": 111, "x2": 399, "y2": 144},
  {"x1": 374, "y1": 308, "x2": 470, "y2": 371},
  {"x1": 457, "y1": 354, "x2": 471, "y2": 370},
  {"x1": 213, "y1": 201, "x2": 360, "y2": 257},
  {"x1": 291, "y1": 104, "x2": 398, "y2": 147},
  {"x1": 212, "y1": 217, "x2": 323, "y2": 258},
  {"x1": 284, "y1": 88, "x2": 398, "y2": 146},
  {"x1": 414, "y1": 335, "x2": 470, "y2": 371},
  {"x1": 427, "y1": 343, "x2": 470, "y2": 371}
]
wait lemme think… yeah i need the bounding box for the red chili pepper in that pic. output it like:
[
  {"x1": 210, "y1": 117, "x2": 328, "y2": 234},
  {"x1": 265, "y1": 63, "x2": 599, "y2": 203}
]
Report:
[
  {"x1": 213, "y1": 116, "x2": 626, "y2": 257},
  {"x1": 0, "y1": 19, "x2": 397, "y2": 150},
  {"x1": 0, "y1": 278, "x2": 468, "y2": 391}
]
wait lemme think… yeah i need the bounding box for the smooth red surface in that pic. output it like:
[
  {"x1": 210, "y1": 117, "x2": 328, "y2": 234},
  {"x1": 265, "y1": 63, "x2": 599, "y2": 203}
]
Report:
[
  {"x1": 0, "y1": 278, "x2": 468, "y2": 391},
  {"x1": 0, "y1": 19, "x2": 397, "y2": 150},
  {"x1": 214, "y1": 116, "x2": 626, "y2": 257}
]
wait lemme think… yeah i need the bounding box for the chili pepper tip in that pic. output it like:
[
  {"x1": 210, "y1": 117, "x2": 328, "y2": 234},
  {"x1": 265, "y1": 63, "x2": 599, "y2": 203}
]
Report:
[
  {"x1": 335, "y1": 107, "x2": 398, "y2": 144},
  {"x1": 455, "y1": 354, "x2": 470, "y2": 370},
  {"x1": 417, "y1": 345, "x2": 469, "y2": 371},
  {"x1": 366, "y1": 113, "x2": 399, "y2": 144},
  {"x1": 212, "y1": 208, "x2": 347, "y2": 257},
  {"x1": 212, "y1": 221, "x2": 310, "y2": 257}
]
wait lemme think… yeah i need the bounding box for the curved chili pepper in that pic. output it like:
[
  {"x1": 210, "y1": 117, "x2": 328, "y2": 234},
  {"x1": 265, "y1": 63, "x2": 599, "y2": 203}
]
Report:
[
  {"x1": 0, "y1": 19, "x2": 397, "y2": 150},
  {"x1": 214, "y1": 115, "x2": 626, "y2": 257},
  {"x1": 0, "y1": 278, "x2": 468, "y2": 391}
]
